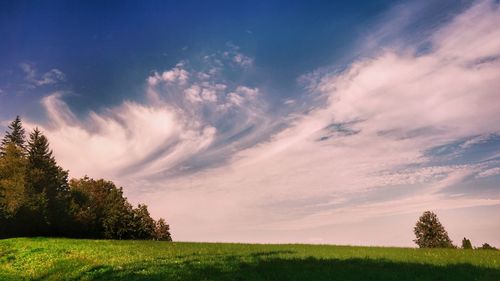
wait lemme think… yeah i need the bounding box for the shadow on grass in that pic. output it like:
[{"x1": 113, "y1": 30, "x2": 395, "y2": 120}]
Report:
[{"x1": 34, "y1": 253, "x2": 498, "y2": 281}]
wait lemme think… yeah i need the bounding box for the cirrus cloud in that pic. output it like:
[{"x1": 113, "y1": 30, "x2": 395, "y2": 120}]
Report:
[{"x1": 16, "y1": 0, "x2": 500, "y2": 246}]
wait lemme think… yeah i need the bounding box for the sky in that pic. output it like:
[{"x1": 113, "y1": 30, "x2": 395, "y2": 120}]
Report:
[{"x1": 1, "y1": 0, "x2": 499, "y2": 247}]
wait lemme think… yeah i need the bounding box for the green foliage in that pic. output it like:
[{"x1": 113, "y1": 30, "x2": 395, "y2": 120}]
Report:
[
  {"x1": 0, "y1": 116, "x2": 26, "y2": 155},
  {"x1": 131, "y1": 204, "x2": 156, "y2": 240},
  {"x1": 154, "y1": 218, "x2": 172, "y2": 241},
  {"x1": 1, "y1": 238, "x2": 500, "y2": 281},
  {"x1": 0, "y1": 116, "x2": 172, "y2": 240},
  {"x1": 462, "y1": 237, "x2": 473, "y2": 249},
  {"x1": 0, "y1": 116, "x2": 28, "y2": 233},
  {"x1": 413, "y1": 211, "x2": 454, "y2": 248},
  {"x1": 23, "y1": 128, "x2": 71, "y2": 235},
  {"x1": 0, "y1": 143, "x2": 27, "y2": 217},
  {"x1": 68, "y1": 177, "x2": 169, "y2": 240}
]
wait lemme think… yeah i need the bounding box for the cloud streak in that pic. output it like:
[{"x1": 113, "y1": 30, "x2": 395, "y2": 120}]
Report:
[
  {"x1": 20, "y1": 63, "x2": 65, "y2": 87},
  {"x1": 19, "y1": 0, "x2": 500, "y2": 246}
]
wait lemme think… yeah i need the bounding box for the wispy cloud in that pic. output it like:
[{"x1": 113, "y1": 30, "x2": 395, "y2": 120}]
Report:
[
  {"x1": 19, "y1": 63, "x2": 65, "y2": 87},
  {"x1": 223, "y1": 43, "x2": 253, "y2": 68},
  {"x1": 25, "y1": 48, "x2": 275, "y2": 182},
  {"x1": 18, "y1": 1, "x2": 500, "y2": 245}
]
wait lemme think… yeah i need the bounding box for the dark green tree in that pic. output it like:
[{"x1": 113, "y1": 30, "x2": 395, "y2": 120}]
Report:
[
  {"x1": 68, "y1": 177, "x2": 109, "y2": 237},
  {"x1": 25, "y1": 128, "x2": 70, "y2": 236},
  {"x1": 462, "y1": 237, "x2": 472, "y2": 249},
  {"x1": 68, "y1": 176, "x2": 171, "y2": 240},
  {"x1": 413, "y1": 211, "x2": 454, "y2": 248},
  {"x1": 154, "y1": 218, "x2": 172, "y2": 241},
  {"x1": 0, "y1": 117, "x2": 28, "y2": 237},
  {"x1": 131, "y1": 204, "x2": 156, "y2": 239},
  {"x1": 0, "y1": 143, "x2": 27, "y2": 218},
  {"x1": 1, "y1": 117, "x2": 174, "y2": 240},
  {"x1": 101, "y1": 188, "x2": 135, "y2": 239},
  {"x1": 1, "y1": 116, "x2": 26, "y2": 155}
]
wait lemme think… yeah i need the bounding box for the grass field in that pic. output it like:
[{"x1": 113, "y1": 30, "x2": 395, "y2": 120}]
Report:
[{"x1": 1, "y1": 238, "x2": 499, "y2": 280}]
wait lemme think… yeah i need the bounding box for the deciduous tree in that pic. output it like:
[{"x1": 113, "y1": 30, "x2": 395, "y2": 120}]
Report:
[
  {"x1": 413, "y1": 211, "x2": 454, "y2": 248},
  {"x1": 154, "y1": 218, "x2": 172, "y2": 241}
]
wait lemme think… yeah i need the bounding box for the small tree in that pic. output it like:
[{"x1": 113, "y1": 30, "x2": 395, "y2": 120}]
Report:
[
  {"x1": 154, "y1": 218, "x2": 172, "y2": 241},
  {"x1": 1, "y1": 116, "x2": 26, "y2": 155},
  {"x1": 462, "y1": 237, "x2": 472, "y2": 249},
  {"x1": 131, "y1": 204, "x2": 156, "y2": 239},
  {"x1": 413, "y1": 211, "x2": 454, "y2": 248},
  {"x1": 478, "y1": 243, "x2": 497, "y2": 250}
]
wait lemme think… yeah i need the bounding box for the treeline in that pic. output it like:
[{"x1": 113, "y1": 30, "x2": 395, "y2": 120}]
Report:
[
  {"x1": 413, "y1": 211, "x2": 496, "y2": 250},
  {"x1": 0, "y1": 116, "x2": 171, "y2": 241}
]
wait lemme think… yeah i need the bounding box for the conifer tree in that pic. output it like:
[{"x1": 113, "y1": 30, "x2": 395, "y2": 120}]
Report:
[
  {"x1": 1, "y1": 117, "x2": 173, "y2": 240},
  {"x1": 25, "y1": 128, "x2": 69, "y2": 235},
  {"x1": 1, "y1": 116, "x2": 26, "y2": 155}
]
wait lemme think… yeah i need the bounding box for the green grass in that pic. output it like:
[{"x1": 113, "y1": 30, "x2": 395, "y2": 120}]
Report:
[{"x1": 1, "y1": 238, "x2": 499, "y2": 280}]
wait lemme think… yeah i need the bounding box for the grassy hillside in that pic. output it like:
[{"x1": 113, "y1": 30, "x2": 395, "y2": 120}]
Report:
[{"x1": 1, "y1": 238, "x2": 499, "y2": 280}]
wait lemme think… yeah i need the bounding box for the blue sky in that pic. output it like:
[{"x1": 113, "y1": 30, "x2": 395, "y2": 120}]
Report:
[{"x1": 1, "y1": 0, "x2": 499, "y2": 246}]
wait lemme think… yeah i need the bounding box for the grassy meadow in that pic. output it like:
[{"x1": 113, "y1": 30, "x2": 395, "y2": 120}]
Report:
[{"x1": 1, "y1": 238, "x2": 499, "y2": 281}]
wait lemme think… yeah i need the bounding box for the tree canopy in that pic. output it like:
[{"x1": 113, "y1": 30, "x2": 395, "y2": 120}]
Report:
[
  {"x1": 0, "y1": 116, "x2": 171, "y2": 241},
  {"x1": 413, "y1": 211, "x2": 454, "y2": 248}
]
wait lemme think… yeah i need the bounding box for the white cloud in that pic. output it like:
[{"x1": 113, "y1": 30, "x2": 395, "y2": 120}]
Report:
[
  {"x1": 148, "y1": 63, "x2": 189, "y2": 86},
  {"x1": 27, "y1": 58, "x2": 270, "y2": 184},
  {"x1": 460, "y1": 134, "x2": 493, "y2": 149},
  {"x1": 233, "y1": 53, "x2": 253, "y2": 67},
  {"x1": 184, "y1": 85, "x2": 203, "y2": 103},
  {"x1": 137, "y1": 0, "x2": 500, "y2": 244},
  {"x1": 222, "y1": 43, "x2": 254, "y2": 67},
  {"x1": 200, "y1": 88, "x2": 217, "y2": 102},
  {"x1": 19, "y1": 63, "x2": 65, "y2": 87},
  {"x1": 477, "y1": 167, "x2": 500, "y2": 178},
  {"x1": 18, "y1": 1, "x2": 500, "y2": 246}
]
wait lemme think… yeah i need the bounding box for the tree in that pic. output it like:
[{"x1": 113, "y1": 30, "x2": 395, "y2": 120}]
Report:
[
  {"x1": 478, "y1": 243, "x2": 497, "y2": 250},
  {"x1": 69, "y1": 177, "x2": 133, "y2": 239},
  {"x1": 1, "y1": 116, "x2": 26, "y2": 155},
  {"x1": 68, "y1": 177, "x2": 109, "y2": 237},
  {"x1": 131, "y1": 204, "x2": 156, "y2": 239},
  {"x1": 24, "y1": 128, "x2": 70, "y2": 236},
  {"x1": 0, "y1": 117, "x2": 28, "y2": 237},
  {"x1": 413, "y1": 211, "x2": 454, "y2": 248},
  {"x1": 462, "y1": 237, "x2": 472, "y2": 249},
  {"x1": 0, "y1": 117, "x2": 28, "y2": 218},
  {"x1": 68, "y1": 177, "x2": 167, "y2": 240},
  {"x1": 0, "y1": 143, "x2": 27, "y2": 218},
  {"x1": 0, "y1": 117, "x2": 174, "y2": 240},
  {"x1": 154, "y1": 218, "x2": 172, "y2": 241}
]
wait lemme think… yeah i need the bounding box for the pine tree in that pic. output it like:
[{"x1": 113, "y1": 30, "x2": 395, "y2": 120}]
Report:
[
  {"x1": 25, "y1": 128, "x2": 69, "y2": 236},
  {"x1": 1, "y1": 116, "x2": 26, "y2": 155},
  {"x1": 413, "y1": 211, "x2": 454, "y2": 248}
]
